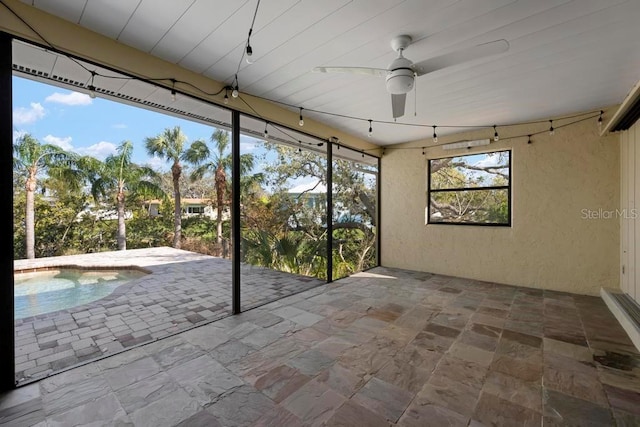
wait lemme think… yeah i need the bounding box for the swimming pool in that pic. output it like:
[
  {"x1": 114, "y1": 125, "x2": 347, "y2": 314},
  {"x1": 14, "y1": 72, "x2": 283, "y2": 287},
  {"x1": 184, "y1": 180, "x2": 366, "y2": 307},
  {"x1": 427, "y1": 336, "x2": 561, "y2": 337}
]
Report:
[{"x1": 14, "y1": 267, "x2": 148, "y2": 319}]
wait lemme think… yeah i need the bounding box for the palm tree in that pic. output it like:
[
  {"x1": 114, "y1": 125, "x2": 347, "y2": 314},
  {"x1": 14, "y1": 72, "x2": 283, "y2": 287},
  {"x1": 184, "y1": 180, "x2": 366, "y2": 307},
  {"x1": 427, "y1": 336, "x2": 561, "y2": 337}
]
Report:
[
  {"x1": 88, "y1": 141, "x2": 164, "y2": 250},
  {"x1": 13, "y1": 133, "x2": 79, "y2": 259},
  {"x1": 185, "y1": 129, "x2": 255, "y2": 249},
  {"x1": 144, "y1": 126, "x2": 200, "y2": 249}
]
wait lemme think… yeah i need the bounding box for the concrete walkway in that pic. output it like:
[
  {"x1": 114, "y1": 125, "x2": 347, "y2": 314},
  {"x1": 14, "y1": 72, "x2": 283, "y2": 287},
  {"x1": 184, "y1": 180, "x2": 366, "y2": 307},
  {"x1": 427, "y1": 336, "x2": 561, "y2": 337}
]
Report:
[{"x1": 13, "y1": 247, "x2": 324, "y2": 385}]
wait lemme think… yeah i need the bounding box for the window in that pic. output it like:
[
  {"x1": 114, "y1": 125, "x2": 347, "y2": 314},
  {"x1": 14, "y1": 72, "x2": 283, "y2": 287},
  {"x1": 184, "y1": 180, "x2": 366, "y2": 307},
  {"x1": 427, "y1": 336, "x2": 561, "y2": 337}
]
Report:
[
  {"x1": 187, "y1": 206, "x2": 205, "y2": 214},
  {"x1": 428, "y1": 150, "x2": 511, "y2": 226}
]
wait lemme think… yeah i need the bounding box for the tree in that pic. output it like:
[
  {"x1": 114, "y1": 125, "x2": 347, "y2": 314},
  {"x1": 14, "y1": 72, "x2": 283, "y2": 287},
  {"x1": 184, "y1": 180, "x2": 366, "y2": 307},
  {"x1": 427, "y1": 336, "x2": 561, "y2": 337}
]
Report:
[
  {"x1": 145, "y1": 126, "x2": 197, "y2": 249},
  {"x1": 13, "y1": 133, "x2": 79, "y2": 259},
  {"x1": 186, "y1": 129, "x2": 255, "y2": 252},
  {"x1": 249, "y1": 143, "x2": 378, "y2": 277},
  {"x1": 429, "y1": 152, "x2": 509, "y2": 224},
  {"x1": 88, "y1": 141, "x2": 165, "y2": 250}
]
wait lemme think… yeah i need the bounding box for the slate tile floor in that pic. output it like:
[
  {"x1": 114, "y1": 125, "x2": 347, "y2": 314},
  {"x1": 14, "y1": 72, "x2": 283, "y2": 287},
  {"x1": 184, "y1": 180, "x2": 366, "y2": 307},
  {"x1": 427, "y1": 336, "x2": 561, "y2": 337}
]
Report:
[{"x1": 2, "y1": 267, "x2": 640, "y2": 426}]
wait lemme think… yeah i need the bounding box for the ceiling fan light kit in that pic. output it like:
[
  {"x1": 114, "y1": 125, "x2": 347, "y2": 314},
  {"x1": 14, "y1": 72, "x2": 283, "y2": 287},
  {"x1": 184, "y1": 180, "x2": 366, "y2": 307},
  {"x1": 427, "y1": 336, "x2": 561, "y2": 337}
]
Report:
[{"x1": 314, "y1": 35, "x2": 509, "y2": 119}]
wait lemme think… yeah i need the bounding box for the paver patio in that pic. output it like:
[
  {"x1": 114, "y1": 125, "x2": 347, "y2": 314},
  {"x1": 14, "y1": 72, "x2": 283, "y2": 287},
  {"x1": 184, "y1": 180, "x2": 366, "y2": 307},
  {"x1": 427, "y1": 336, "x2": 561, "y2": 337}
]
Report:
[{"x1": 13, "y1": 247, "x2": 324, "y2": 385}]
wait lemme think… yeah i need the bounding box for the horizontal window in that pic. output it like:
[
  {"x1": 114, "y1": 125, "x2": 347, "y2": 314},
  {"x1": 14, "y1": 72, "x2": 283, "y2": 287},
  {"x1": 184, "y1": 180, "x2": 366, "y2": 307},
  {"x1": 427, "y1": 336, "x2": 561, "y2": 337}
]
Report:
[{"x1": 428, "y1": 150, "x2": 510, "y2": 226}]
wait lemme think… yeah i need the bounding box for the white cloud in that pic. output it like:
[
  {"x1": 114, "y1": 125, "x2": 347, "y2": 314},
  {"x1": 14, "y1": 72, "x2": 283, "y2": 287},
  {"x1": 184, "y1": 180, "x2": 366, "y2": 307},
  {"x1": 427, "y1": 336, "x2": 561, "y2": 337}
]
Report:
[
  {"x1": 77, "y1": 141, "x2": 117, "y2": 160},
  {"x1": 144, "y1": 156, "x2": 168, "y2": 172},
  {"x1": 13, "y1": 102, "x2": 45, "y2": 125},
  {"x1": 474, "y1": 153, "x2": 501, "y2": 168},
  {"x1": 43, "y1": 134, "x2": 73, "y2": 150},
  {"x1": 112, "y1": 123, "x2": 128, "y2": 129},
  {"x1": 45, "y1": 91, "x2": 92, "y2": 106},
  {"x1": 13, "y1": 130, "x2": 27, "y2": 143},
  {"x1": 240, "y1": 142, "x2": 257, "y2": 152}
]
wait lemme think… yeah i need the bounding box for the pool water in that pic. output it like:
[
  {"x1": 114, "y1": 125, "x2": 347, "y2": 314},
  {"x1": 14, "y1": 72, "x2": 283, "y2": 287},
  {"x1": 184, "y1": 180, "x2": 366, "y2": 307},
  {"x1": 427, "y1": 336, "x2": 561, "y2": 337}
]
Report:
[{"x1": 14, "y1": 268, "x2": 147, "y2": 319}]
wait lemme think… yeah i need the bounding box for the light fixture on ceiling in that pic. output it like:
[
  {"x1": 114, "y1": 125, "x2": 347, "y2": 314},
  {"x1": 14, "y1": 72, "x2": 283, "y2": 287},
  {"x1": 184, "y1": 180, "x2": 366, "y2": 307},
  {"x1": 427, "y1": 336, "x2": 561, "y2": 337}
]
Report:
[
  {"x1": 299, "y1": 108, "x2": 304, "y2": 126},
  {"x1": 432, "y1": 125, "x2": 438, "y2": 143},
  {"x1": 232, "y1": 85, "x2": 239, "y2": 98},
  {"x1": 368, "y1": 120, "x2": 373, "y2": 137},
  {"x1": 263, "y1": 122, "x2": 269, "y2": 138},
  {"x1": 87, "y1": 71, "x2": 96, "y2": 99},
  {"x1": 442, "y1": 139, "x2": 491, "y2": 150},
  {"x1": 549, "y1": 120, "x2": 555, "y2": 135},
  {"x1": 598, "y1": 110, "x2": 604, "y2": 131},
  {"x1": 223, "y1": 89, "x2": 229, "y2": 105},
  {"x1": 246, "y1": 44, "x2": 254, "y2": 64},
  {"x1": 493, "y1": 125, "x2": 499, "y2": 142},
  {"x1": 527, "y1": 135, "x2": 532, "y2": 144},
  {"x1": 170, "y1": 79, "x2": 177, "y2": 102}
]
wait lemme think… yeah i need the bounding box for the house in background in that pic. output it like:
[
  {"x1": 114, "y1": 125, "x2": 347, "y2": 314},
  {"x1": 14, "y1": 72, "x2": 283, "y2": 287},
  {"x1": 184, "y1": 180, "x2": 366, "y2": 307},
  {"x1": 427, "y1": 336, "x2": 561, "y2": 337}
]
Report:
[{"x1": 144, "y1": 198, "x2": 229, "y2": 220}]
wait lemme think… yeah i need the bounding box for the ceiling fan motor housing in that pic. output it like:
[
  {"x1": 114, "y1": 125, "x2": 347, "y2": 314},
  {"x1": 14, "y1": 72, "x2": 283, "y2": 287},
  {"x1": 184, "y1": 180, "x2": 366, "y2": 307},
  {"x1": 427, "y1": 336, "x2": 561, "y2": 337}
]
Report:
[{"x1": 385, "y1": 56, "x2": 414, "y2": 94}]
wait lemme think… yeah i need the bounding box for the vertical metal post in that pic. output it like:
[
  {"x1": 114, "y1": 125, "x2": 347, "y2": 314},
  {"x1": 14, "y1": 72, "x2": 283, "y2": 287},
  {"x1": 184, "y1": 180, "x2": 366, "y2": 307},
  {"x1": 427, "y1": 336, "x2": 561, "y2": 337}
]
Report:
[
  {"x1": 376, "y1": 156, "x2": 381, "y2": 267},
  {"x1": 231, "y1": 111, "x2": 241, "y2": 314},
  {"x1": 326, "y1": 142, "x2": 333, "y2": 283},
  {"x1": 0, "y1": 32, "x2": 15, "y2": 391}
]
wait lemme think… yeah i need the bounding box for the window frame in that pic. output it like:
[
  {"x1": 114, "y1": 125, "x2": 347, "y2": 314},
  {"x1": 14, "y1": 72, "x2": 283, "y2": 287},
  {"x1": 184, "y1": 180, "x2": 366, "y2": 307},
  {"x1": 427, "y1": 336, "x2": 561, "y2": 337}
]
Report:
[{"x1": 427, "y1": 149, "x2": 512, "y2": 227}]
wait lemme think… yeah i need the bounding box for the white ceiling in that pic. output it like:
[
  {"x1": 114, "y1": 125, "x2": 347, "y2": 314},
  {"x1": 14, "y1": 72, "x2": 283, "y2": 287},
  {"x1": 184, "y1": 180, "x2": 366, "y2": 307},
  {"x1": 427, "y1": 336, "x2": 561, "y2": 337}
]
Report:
[{"x1": 13, "y1": 0, "x2": 640, "y2": 145}]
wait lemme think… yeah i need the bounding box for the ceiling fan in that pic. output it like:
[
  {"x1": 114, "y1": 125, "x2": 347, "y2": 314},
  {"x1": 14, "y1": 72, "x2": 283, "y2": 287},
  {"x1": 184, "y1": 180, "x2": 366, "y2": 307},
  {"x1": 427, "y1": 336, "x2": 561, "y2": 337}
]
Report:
[{"x1": 313, "y1": 35, "x2": 510, "y2": 119}]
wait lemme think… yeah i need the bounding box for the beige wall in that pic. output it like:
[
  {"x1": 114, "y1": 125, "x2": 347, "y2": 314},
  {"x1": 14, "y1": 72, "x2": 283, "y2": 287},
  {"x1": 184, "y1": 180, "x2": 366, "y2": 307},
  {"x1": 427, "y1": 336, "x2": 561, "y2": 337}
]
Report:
[{"x1": 381, "y1": 110, "x2": 619, "y2": 295}]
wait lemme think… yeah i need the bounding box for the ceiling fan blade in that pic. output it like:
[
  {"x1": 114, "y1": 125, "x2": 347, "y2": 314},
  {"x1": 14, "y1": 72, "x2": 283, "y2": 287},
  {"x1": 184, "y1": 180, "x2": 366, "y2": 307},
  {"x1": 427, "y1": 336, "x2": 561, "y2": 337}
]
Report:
[
  {"x1": 412, "y1": 39, "x2": 509, "y2": 76},
  {"x1": 391, "y1": 93, "x2": 406, "y2": 119},
  {"x1": 313, "y1": 66, "x2": 388, "y2": 77}
]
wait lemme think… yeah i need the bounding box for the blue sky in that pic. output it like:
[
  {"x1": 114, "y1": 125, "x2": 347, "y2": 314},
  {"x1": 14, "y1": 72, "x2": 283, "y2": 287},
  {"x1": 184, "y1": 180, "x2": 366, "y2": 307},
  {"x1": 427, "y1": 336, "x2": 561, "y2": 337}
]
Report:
[
  {"x1": 12, "y1": 75, "x2": 377, "y2": 192},
  {"x1": 12, "y1": 75, "x2": 260, "y2": 172}
]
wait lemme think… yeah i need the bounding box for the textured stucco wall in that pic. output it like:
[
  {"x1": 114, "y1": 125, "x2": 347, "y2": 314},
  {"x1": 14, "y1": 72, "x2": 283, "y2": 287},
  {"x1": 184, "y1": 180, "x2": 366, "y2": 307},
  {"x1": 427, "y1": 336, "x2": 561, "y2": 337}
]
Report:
[{"x1": 381, "y1": 111, "x2": 619, "y2": 295}]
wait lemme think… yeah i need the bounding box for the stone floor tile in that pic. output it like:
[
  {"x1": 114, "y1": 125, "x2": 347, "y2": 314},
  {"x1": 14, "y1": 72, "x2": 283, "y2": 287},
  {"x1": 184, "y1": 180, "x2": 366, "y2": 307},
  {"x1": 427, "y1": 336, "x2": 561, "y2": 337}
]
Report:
[
  {"x1": 325, "y1": 399, "x2": 391, "y2": 427},
  {"x1": 113, "y1": 371, "x2": 179, "y2": 413},
  {"x1": 180, "y1": 325, "x2": 230, "y2": 351},
  {"x1": 41, "y1": 375, "x2": 111, "y2": 416},
  {"x1": 490, "y1": 354, "x2": 542, "y2": 383},
  {"x1": 281, "y1": 380, "x2": 346, "y2": 427},
  {"x1": 612, "y1": 408, "x2": 640, "y2": 427},
  {"x1": 286, "y1": 349, "x2": 335, "y2": 376},
  {"x1": 375, "y1": 353, "x2": 433, "y2": 394},
  {"x1": 542, "y1": 388, "x2": 613, "y2": 426},
  {"x1": 432, "y1": 355, "x2": 488, "y2": 391},
  {"x1": 45, "y1": 392, "x2": 130, "y2": 427},
  {"x1": 0, "y1": 383, "x2": 44, "y2": 427},
  {"x1": 101, "y1": 356, "x2": 162, "y2": 391},
  {"x1": 206, "y1": 385, "x2": 276, "y2": 427},
  {"x1": 543, "y1": 337, "x2": 593, "y2": 361},
  {"x1": 472, "y1": 391, "x2": 541, "y2": 426},
  {"x1": 458, "y1": 330, "x2": 499, "y2": 352},
  {"x1": 252, "y1": 406, "x2": 304, "y2": 427},
  {"x1": 603, "y1": 383, "x2": 640, "y2": 416},
  {"x1": 352, "y1": 377, "x2": 414, "y2": 423},
  {"x1": 175, "y1": 409, "x2": 222, "y2": 427},
  {"x1": 316, "y1": 363, "x2": 363, "y2": 398},
  {"x1": 129, "y1": 387, "x2": 201, "y2": 427},
  {"x1": 254, "y1": 365, "x2": 310, "y2": 403},
  {"x1": 447, "y1": 342, "x2": 494, "y2": 367},
  {"x1": 398, "y1": 400, "x2": 468, "y2": 427},
  {"x1": 481, "y1": 370, "x2": 541, "y2": 412},
  {"x1": 416, "y1": 373, "x2": 481, "y2": 418},
  {"x1": 209, "y1": 339, "x2": 256, "y2": 366}
]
